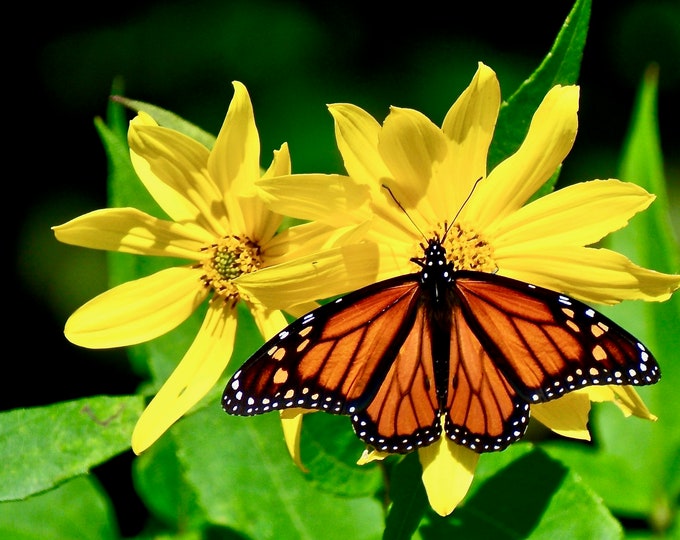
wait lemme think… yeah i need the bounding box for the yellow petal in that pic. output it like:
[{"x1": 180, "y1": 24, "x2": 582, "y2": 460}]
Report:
[
  {"x1": 255, "y1": 173, "x2": 371, "y2": 224},
  {"x1": 379, "y1": 106, "x2": 447, "y2": 218},
  {"x1": 65, "y1": 267, "x2": 208, "y2": 348},
  {"x1": 328, "y1": 103, "x2": 392, "y2": 189},
  {"x1": 356, "y1": 448, "x2": 390, "y2": 465},
  {"x1": 53, "y1": 207, "x2": 213, "y2": 259},
  {"x1": 249, "y1": 143, "x2": 290, "y2": 243},
  {"x1": 496, "y1": 245, "x2": 680, "y2": 304},
  {"x1": 418, "y1": 434, "x2": 479, "y2": 516},
  {"x1": 248, "y1": 304, "x2": 289, "y2": 341},
  {"x1": 531, "y1": 393, "x2": 592, "y2": 441},
  {"x1": 490, "y1": 179, "x2": 655, "y2": 248},
  {"x1": 208, "y1": 81, "x2": 261, "y2": 234},
  {"x1": 585, "y1": 386, "x2": 657, "y2": 420},
  {"x1": 129, "y1": 114, "x2": 228, "y2": 237},
  {"x1": 279, "y1": 409, "x2": 309, "y2": 472},
  {"x1": 131, "y1": 301, "x2": 238, "y2": 453},
  {"x1": 438, "y1": 62, "x2": 499, "y2": 216},
  {"x1": 236, "y1": 243, "x2": 379, "y2": 309},
  {"x1": 465, "y1": 85, "x2": 579, "y2": 228}
]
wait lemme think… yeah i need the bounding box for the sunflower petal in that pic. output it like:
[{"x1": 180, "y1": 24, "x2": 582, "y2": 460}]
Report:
[
  {"x1": 531, "y1": 393, "x2": 592, "y2": 441},
  {"x1": 418, "y1": 435, "x2": 479, "y2": 516},
  {"x1": 235, "y1": 243, "x2": 379, "y2": 308},
  {"x1": 439, "y1": 62, "x2": 500, "y2": 214},
  {"x1": 129, "y1": 114, "x2": 228, "y2": 237},
  {"x1": 131, "y1": 301, "x2": 238, "y2": 454},
  {"x1": 328, "y1": 103, "x2": 392, "y2": 189},
  {"x1": 53, "y1": 207, "x2": 213, "y2": 258},
  {"x1": 495, "y1": 245, "x2": 680, "y2": 304},
  {"x1": 466, "y1": 85, "x2": 579, "y2": 228},
  {"x1": 65, "y1": 267, "x2": 208, "y2": 348},
  {"x1": 490, "y1": 179, "x2": 655, "y2": 248}
]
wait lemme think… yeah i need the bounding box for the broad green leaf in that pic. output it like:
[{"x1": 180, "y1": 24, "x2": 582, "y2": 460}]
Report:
[
  {"x1": 576, "y1": 65, "x2": 679, "y2": 529},
  {"x1": 0, "y1": 475, "x2": 118, "y2": 540},
  {"x1": 0, "y1": 395, "x2": 143, "y2": 501},
  {"x1": 421, "y1": 447, "x2": 622, "y2": 539},
  {"x1": 488, "y1": 0, "x2": 590, "y2": 201},
  {"x1": 383, "y1": 453, "x2": 428, "y2": 540},
  {"x1": 133, "y1": 432, "x2": 205, "y2": 531},
  {"x1": 174, "y1": 404, "x2": 384, "y2": 540},
  {"x1": 298, "y1": 412, "x2": 383, "y2": 498}
]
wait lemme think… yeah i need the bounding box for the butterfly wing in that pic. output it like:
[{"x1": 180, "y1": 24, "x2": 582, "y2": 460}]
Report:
[
  {"x1": 223, "y1": 275, "x2": 425, "y2": 417},
  {"x1": 452, "y1": 270, "x2": 660, "y2": 401},
  {"x1": 444, "y1": 305, "x2": 532, "y2": 452},
  {"x1": 351, "y1": 305, "x2": 442, "y2": 453}
]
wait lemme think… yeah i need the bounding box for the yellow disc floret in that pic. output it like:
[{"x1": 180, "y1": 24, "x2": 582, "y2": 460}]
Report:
[
  {"x1": 199, "y1": 235, "x2": 262, "y2": 304},
  {"x1": 441, "y1": 222, "x2": 496, "y2": 273}
]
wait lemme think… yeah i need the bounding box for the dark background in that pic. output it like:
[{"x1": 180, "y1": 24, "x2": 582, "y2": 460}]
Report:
[{"x1": 9, "y1": 1, "x2": 680, "y2": 535}]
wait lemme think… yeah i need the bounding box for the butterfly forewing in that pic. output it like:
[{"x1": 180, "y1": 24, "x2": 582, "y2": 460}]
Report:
[
  {"x1": 223, "y1": 276, "x2": 422, "y2": 416},
  {"x1": 453, "y1": 272, "x2": 661, "y2": 404}
]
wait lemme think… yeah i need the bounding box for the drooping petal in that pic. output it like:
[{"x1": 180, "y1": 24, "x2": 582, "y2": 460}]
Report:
[
  {"x1": 531, "y1": 393, "x2": 592, "y2": 441},
  {"x1": 489, "y1": 180, "x2": 655, "y2": 249},
  {"x1": 53, "y1": 207, "x2": 213, "y2": 259},
  {"x1": 209, "y1": 81, "x2": 261, "y2": 234},
  {"x1": 585, "y1": 386, "x2": 657, "y2": 420},
  {"x1": 235, "y1": 243, "x2": 380, "y2": 308},
  {"x1": 129, "y1": 113, "x2": 229, "y2": 237},
  {"x1": 131, "y1": 301, "x2": 238, "y2": 454},
  {"x1": 495, "y1": 245, "x2": 680, "y2": 304},
  {"x1": 65, "y1": 267, "x2": 208, "y2": 348},
  {"x1": 418, "y1": 435, "x2": 479, "y2": 516},
  {"x1": 465, "y1": 85, "x2": 579, "y2": 228},
  {"x1": 279, "y1": 409, "x2": 309, "y2": 472},
  {"x1": 439, "y1": 62, "x2": 500, "y2": 215}
]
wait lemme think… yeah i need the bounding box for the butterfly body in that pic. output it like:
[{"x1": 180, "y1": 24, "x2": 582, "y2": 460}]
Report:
[{"x1": 223, "y1": 237, "x2": 660, "y2": 454}]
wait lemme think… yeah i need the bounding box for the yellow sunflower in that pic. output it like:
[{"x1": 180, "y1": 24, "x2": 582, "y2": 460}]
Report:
[
  {"x1": 256, "y1": 62, "x2": 679, "y2": 515},
  {"x1": 53, "y1": 81, "x2": 377, "y2": 455}
]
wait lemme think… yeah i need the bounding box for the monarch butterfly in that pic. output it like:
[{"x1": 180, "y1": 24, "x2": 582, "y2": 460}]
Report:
[{"x1": 222, "y1": 230, "x2": 660, "y2": 454}]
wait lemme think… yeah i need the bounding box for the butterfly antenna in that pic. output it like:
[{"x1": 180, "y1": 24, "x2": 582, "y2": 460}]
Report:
[
  {"x1": 442, "y1": 176, "x2": 483, "y2": 242},
  {"x1": 381, "y1": 184, "x2": 427, "y2": 241}
]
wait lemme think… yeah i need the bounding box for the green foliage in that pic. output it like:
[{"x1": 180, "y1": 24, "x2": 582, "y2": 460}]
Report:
[
  {"x1": 7, "y1": 0, "x2": 679, "y2": 538},
  {"x1": 0, "y1": 395, "x2": 144, "y2": 501}
]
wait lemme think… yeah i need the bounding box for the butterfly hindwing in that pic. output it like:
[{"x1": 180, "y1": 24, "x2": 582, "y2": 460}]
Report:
[
  {"x1": 351, "y1": 306, "x2": 442, "y2": 453},
  {"x1": 223, "y1": 275, "x2": 423, "y2": 417},
  {"x1": 444, "y1": 305, "x2": 531, "y2": 452}
]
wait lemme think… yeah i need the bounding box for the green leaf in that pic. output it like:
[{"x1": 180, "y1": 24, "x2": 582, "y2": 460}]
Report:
[
  {"x1": 383, "y1": 453, "x2": 428, "y2": 540},
  {"x1": 489, "y1": 0, "x2": 591, "y2": 199},
  {"x1": 0, "y1": 395, "x2": 144, "y2": 501},
  {"x1": 0, "y1": 475, "x2": 118, "y2": 540},
  {"x1": 133, "y1": 433, "x2": 205, "y2": 532},
  {"x1": 576, "y1": 65, "x2": 679, "y2": 530},
  {"x1": 174, "y1": 404, "x2": 384, "y2": 540},
  {"x1": 421, "y1": 447, "x2": 622, "y2": 539},
  {"x1": 298, "y1": 412, "x2": 383, "y2": 498}
]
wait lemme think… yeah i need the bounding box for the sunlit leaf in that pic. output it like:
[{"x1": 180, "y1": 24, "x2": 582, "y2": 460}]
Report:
[{"x1": 0, "y1": 396, "x2": 143, "y2": 501}]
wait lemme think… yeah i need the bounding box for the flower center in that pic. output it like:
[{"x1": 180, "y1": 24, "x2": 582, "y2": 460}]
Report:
[
  {"x1": 441, "y1": 223, "x2": 496, "y2": 273},
  {"x1": 199, "y1": 235, "x2": 262, "y2": 303}
]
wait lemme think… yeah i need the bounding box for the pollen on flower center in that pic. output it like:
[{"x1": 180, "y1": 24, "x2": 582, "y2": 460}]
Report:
[
  {"x1": 199, "y1": 235, "x2": 262, "y2": 303},
  {"x1": 442, "y1": 223, "x2": 496, "y2": 273}
]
